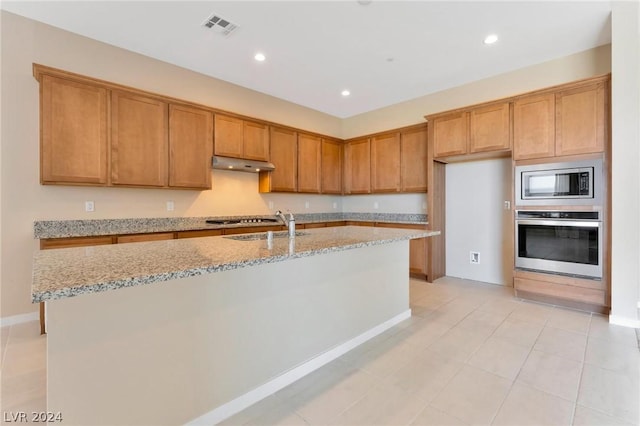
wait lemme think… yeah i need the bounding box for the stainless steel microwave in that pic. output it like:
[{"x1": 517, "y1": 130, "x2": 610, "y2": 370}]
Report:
[{"x1": 515, "y1": 159, "x2": 603, "y2": 206}]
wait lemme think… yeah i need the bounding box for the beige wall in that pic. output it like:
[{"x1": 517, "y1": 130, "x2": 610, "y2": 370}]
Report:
[{"x1": 0, "y1": 10, "x2": 616, "y2": 320}]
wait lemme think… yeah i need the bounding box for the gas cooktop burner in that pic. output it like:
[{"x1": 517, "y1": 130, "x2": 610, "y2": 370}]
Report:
[{"x1": 206, "y1": 218, "x2": 279, "y2": 225}]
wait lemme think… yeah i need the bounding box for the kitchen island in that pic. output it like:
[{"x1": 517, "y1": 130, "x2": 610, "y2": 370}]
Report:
[{"x1": 33, "y1": 226, "x2": 438, "y2": 425}]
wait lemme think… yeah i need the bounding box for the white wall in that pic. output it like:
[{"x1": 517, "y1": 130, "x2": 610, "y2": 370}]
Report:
[
  {"x1": 342, "y1": 193, "x2": 427, "y2": 214},
  {"x1": 610, "y1": 1, "x2": 640, "y2": 327},
  {"x1": 445, "y1": 159, "x2": 512, "y2": 286}
]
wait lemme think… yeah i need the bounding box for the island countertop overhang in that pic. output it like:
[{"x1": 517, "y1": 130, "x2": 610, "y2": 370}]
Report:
[{"x1": 32, "y1": 226, "x2": 440, "y2": 303}]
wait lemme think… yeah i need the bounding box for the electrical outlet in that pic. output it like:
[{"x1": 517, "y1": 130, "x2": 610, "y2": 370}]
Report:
[
  {"x1": 305, "y1": 201, "x2": 310, "y2": 209},
  {"x1": 470, "y1": 251, "x2": 480, "y2": 264},
  {"x1": 422, "y1": 202, "x2": 427, "y2": 210},
  {"x1": 166, "y1": 201, "x2": 175, "y2": 211},
  {"x1": 504, "y1": 201, "x2": 511, "y2": 210},
  {"x1": 333, "y1": 202, "x2": 337, "y2": 209},
  {"x1": 85, "y1": 201, "x2": 94, "y2": 212},
  {"x1": 268, "y1": 201, "x2": 274, "y2": 210},
  {"x1": 374, "y1": 201, "x2": 379, "y2": 210}
]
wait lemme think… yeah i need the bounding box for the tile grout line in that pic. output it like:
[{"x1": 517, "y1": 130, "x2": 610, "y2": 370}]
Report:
[
  {"x1": 569, "y1": 312, "x2": 592, "y2": 426},
  {"x1": 487, "y1": 310, "x2": 548, "y2": 425},
  {"x1": 1, "y1": 325, "x2": 12, "y2": 371}
]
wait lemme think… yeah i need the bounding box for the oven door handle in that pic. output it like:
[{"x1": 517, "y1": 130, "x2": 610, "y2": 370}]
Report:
[{"x1": 516, "y1": 219, "x2": 601, "y2": 227}]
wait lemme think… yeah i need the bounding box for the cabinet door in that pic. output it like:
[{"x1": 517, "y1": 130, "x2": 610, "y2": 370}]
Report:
[
  {"x1": 243, "y1": 121, "x2": 270, "y2": 161},
  {"x1": 321, "y1": 139, "x2": 343, "y2": 194},
  {"x1": 214, "y1": 114, "x2": 243, "y2": 158},
  {"x1": 344, "y1": 138, "x2": 371, "y2": 194},
  {"x1": 40, "y1": 75, "x2": 108, "y2": 185},
  {"x1": 169, "y1": 104, "x2": 213, "y2": 189},
  {"x1": 432, "y1": 112, "x2": 468, "y2": 158},
  {"x1": 268, "y1": 126, "x2": 297, "y2": 192},
  {"x1": 371, "y1": 132, "x2": 401, "y2": 192},
  {"x1": 116, "y1": 233, "x2": 175, "y2": 244},
  {"x1": 400, "y1": 127, "x2": 428, "y2": 192},
  {"x1": 297, "y1": 133, "x2": 322, "y2": 193},
  {"x1": 513, "y1": 93, "x2": 556, "y2": 160},
  {"x1": 556, "y1": 82, "x2": 606, "y2": 156},
  {"x1": 469, "y1": 102, "x2": 511, "y2": 153},
  {"x1": 111, "y1": 92, "x2": 168, "y2": 187}
]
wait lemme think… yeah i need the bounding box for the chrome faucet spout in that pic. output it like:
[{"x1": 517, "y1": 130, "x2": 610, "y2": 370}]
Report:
[{"x1": 275, "y1": 210, "x2": 296, "y2": 237}]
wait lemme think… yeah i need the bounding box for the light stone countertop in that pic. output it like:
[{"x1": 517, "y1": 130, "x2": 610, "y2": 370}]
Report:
[{"x1": 32, "y1": 226, "x2": 440, "y2": 303}]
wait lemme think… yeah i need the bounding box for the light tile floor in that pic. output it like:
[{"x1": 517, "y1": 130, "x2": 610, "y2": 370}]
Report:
[{"x1": 2, "y1": 277, "x2": 639, "y2": 425}]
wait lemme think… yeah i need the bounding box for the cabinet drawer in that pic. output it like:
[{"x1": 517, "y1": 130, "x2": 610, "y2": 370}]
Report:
[
  {"x1": 514, "y1": 277, "x2": 605, "y2": 306},
  {"x1": 116, "y1": 233, "x2": 175, "y2": 243}
]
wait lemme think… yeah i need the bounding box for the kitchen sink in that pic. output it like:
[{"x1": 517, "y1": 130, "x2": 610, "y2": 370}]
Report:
[{"x1": 224, "y1": 231, "x2": 308, "y2": 241}]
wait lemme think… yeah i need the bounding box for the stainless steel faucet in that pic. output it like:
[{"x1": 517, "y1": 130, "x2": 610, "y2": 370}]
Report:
[{"x1": 275, "y1": 210, "x2": 296, "y2": 237}]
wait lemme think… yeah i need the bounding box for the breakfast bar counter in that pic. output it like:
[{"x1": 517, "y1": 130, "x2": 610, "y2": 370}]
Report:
[{"x1": 36, "y1": 226, "x2": 439, "y2": 425}]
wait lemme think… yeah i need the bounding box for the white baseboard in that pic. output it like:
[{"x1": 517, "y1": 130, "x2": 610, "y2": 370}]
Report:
[
  {"x1": 609, "y1": 314, "x2": 640, "y2": 329},
  {"x1": 0, "y1": 311, "x2": 39, "y2": 328},
  {"x1": 186, "y1": 309, "x2": 412, "y2": 426}
]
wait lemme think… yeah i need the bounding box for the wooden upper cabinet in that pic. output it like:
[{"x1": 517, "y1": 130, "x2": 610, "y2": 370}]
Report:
[
  {"x1": 243, "y1": 121, "x2": 269, "y2": 161},
  {"x1": 513, "y1": 93, "x2": 556, "y2": 160},
  {"x1": 371, "y1": 132, "x2": 401, "y2": 193},
  {"x1": 111, "y1": 91, "x2": 168, "y2": 187},
  {"x1": 432, "y1": 112, "x2": 468, "y2": 158},
  {"x1": 261, "y1": 126, "x2": 297, "y2": 192},
  {"x1": 169, "y1": 104, "x2": 213, "y2": 189},
  {"x1": 40, "y1": 75, "x2": 108, "y2": 185},
  {"x1": 344, "y1": 138, "x2": 371, "y2": 194},
  {"x1": 400, "y1": 126, "x2": 428, "y2": 192},
  {"x1": 213, "y1": 114, "x2": 243, "y2": 158},
  {"x1": 469, "y1": 102, "x2": 511, "y2": 153},
  {"x1": 297, "y1": 133, "x2": 322, "y2": 193},
  {"x1": 214, "y1": 114, "x2": 269, "y2": 161},
  {"x1": 556, "y1": 82, "x2": 606, "y2": 157},
  {"x1": 321, "y1": 139, "x2": 343, "y2": 194}
]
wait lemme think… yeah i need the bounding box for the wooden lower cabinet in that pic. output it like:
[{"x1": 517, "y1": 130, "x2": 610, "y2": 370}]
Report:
[
  {"x1": 116, "y1": 233, "x2": 175, "y2": 243},
  {"x1": 223, "y1": 225, "x2": 284, "y2": 235},
  {"x1": 374, "y1": 223, "x2": 429, "y2": 280},
  {"x1": 514, "y1": 269, "x2": 607, "y2": 314}
]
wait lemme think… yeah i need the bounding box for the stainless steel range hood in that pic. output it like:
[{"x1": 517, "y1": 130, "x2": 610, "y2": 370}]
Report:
[{"x1": 211, "y1": 156, "x2": 275, "y2": 173}]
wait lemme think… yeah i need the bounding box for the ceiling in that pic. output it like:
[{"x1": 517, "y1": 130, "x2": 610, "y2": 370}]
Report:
[{"x1": 1, "y1": 1, "x2": 612, "y2": 118}]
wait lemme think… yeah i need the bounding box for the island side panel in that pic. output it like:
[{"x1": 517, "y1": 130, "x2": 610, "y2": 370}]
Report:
[{"x1": 46, "y1": 241, "x2": 410, "y2": 425}]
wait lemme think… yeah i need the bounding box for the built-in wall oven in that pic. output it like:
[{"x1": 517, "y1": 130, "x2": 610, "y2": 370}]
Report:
[
  {"x1": 515, "y1": 210, "x2": 602, "y2": 279},
  {"x1": 515, "y1": 159, "x2": 603, "y2": 206}
]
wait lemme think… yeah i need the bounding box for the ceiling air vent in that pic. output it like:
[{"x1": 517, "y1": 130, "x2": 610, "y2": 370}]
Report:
[{"x1": 202, "y1": 13, "x2": 239, "y2": 36}]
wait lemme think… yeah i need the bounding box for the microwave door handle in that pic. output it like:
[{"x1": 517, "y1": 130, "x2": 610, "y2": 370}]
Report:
[{"x1": 517, "y1": 219, "x2": 600, "y2": 227}]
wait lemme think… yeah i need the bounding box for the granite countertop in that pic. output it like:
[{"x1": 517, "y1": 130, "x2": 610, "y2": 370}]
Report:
[
  {"x1": 33, "y1": 213, "x2": 428, "y2": 239},
  {"x1": 33, "y1": 226, "x2": 439, "y2": 303}
]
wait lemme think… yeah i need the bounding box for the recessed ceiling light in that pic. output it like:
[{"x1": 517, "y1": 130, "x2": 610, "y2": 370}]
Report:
[
  {"x1": 254, "y1": 53, "x2": 266, "y2": 62},
  {"x1": 484, "y1": 34, "x2": 498, "y2": 45},
  {"x1": 341, "y1": 90, "x2": 351, "y2": 97}
]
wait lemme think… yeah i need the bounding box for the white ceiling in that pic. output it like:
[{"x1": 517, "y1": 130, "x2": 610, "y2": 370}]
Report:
[{"x1": 1, "y1": 1, "x2": 612, "y2": 118}]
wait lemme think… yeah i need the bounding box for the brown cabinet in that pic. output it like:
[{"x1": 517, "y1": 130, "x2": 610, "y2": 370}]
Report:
[
  {"x1": 259, "y1": 126, "x2": 297, "y2": 192},
  {"x1": 116, "y1": 233, "x2": 175, "y2": 244},
  {"x1": 176, "y1": 230, "x2": 223, "y2": 239},
  {"x1": 169, "y1": 104, "x2": 213, "y2": 189},
  {"x1": 432, "y1": 103, "x2": 510, "y2": 159},
  {"x1": 224, "y1": 225, "x2": 284, "y2": 235},
  {"x1": 469, "y1": 102, "x2": 511, "y2": 153},
  {"x1": 297, "y1": 133, "x2": 322, "y2": 193},
  {"x1": 371, "y1": 133, "x2": 401, "y2": 193},
  {"x1": 432, "y1": 112, "x2": 468, "y2": 158},
  {"x1": 214, "y1": 114, "x2": 269, "y2": 161},
  {"x1": 556, "y1": 82, "x2": 606, "y2": 157},
  {"x1": 321, "y1": 139, "x2": 343, "y2": 194},
  {"x1": 111, "y1": 91, "x2": 168, "y2": 187},
  {"x1": 400, "y1": 126, "x2": 428, "y2": 192},
  {"x1": 344, "y1": 138, "x2": 371, "y2": 194},
  {"x1": 40, "y1": 75, "x2": 108, "y2": 185},
  {"x1": 513, "y1": 81, "x2": 607, "y2": 160},
  {"x1": 513, "y1": 93, "x2": 556, "y2": 160}
]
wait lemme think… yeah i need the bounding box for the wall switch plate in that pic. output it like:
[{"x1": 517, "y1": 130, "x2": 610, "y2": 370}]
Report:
[
  {"x1": 85, "y1": 201, "x2": 94, "y2": 212},
  {"x1": 166, "y1": 201, "x2": 175, "y2": 211},
  {"x1": 470, "y1": 251, "x2": 480, "y2": 264},
  {"x1": 305, "y1": 201, "x2": 310, "y2": 209},
  {"x1": 374, "y1": 201, "x2": 379, "y2": 209},
  {"x1": 504, "y1": 201, "x2": 511, "y2": 210}
]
